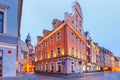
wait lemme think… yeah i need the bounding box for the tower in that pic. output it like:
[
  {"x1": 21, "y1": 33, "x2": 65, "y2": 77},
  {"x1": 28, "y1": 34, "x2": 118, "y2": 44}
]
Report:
[
  {"x1": 25, "y1": 33, "x2": 33, "y2": 52},
  {"x1": 25, "y1": 33, "x2": 35, "y2": 72}
]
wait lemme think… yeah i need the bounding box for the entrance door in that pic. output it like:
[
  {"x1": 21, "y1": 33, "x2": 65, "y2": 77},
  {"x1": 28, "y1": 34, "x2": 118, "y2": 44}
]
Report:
[
  {"x1": 0, "y1": 50, "x2": 3, "y2": 76},
  {"x1": 51, "y1": 63, "x2": 53, "y2": 72},
  {"x1": 46, "y1": 64, "x2": 48, "y2": 72},
  {"x1": 58, "y1": 65, "x2": 61, "y2": 72},
  {"x1": 71, "y1": 65, "x2": 74, "y2": 72}
]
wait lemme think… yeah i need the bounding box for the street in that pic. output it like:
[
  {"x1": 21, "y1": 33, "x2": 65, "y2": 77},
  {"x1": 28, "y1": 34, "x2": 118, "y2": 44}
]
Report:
[{"x1": 16, "y1": 72, "x2": 120, "y2": 80}]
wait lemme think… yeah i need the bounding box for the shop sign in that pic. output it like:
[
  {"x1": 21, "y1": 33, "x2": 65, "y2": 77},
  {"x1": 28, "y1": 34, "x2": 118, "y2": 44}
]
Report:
[
  {"x1": 8, "y1": 50, "x2": 12, "y2": 54},
  {"x1": 61, "y1": 61, "x2": 65, "y2": 66},
  {"x1": 79, "y1": 61, "x2": 82, "y2": 65}
]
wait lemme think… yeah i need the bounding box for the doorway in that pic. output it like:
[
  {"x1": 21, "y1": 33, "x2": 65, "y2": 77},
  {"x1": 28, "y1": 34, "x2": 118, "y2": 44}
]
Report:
[{"x1": 58, "y1": 64, "x2": 61, "y2": 72}]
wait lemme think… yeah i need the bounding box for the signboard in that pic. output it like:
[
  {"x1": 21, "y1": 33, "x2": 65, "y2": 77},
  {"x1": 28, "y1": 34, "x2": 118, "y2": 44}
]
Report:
[
  {"x1": 61, "y1": 61, "x2": 65, "y2": 66},
  {"x1": 8, "y1": 50, "x2": 12, "y2": 54},
  {"x1": 78, "y1": 61, "x2": 82, "y2": 65}
]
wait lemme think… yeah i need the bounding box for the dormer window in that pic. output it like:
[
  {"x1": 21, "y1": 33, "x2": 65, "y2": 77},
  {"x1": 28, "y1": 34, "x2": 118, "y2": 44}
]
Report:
[{"x1": 53, "y1": 24, "x2": 56, "y2": 30}]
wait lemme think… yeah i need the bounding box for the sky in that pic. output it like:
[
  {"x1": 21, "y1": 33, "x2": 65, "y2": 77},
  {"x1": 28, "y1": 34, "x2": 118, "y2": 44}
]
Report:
[{"x1": 21, "y1": 0, "x2": 120, "y2": 57}]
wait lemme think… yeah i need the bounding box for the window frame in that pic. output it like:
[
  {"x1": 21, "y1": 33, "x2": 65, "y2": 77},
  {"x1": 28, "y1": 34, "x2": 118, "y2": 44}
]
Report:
[
  {"x1": 56, "y1": 47, "x2": 61, "y2": 55},
  {"x1": 0, "y1": 3, "x2": 8, "y2": 33},
  {"x1": 72, "y1": 47, "x2": 74, "y2": 56},
  {"x1": 56, "y1": 31, "x2": 61, "y2": 41},
  {"x1": 50, "y1": 50, "x2": 53, "y2": 57},
  {"x1": 0, "y1": 11, "x2": 4, "y2": 33},
  {"x1": 50, "y1": 36, "x2": 54, "y2": 44}
]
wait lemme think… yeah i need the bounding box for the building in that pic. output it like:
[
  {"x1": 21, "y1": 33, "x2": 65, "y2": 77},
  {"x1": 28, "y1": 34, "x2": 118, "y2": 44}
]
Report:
[
  {"x1": 100, "y1": 47, "x2": 114, "y2": 72},
  {"x1": 113, "y1": 57, "x2": 120, "y2": 72},
  {"x1": 35, "y1": 1, "x2": 87, "y2": 74},
  {"x1": 85, "y1": 32, "x2": 100, "y2": 72},
  {"x1": 17, "y1": 40, "x2": 29, "y2": 73},
  {"x1": 111, "y1": 53, "x2": 115, "y2": 72},
  {"x1": 25, "y1": 33, "x2": 35, "y2": 72},
  {"x1": 84, "y1": 31, "x2": 91, "y2": 72},
  {"x1": 90, "y1": 41, "x2": 100, "y2": 72},
  {"x1": 0, "y1": 0, "x2": 22, "y2": 77}
]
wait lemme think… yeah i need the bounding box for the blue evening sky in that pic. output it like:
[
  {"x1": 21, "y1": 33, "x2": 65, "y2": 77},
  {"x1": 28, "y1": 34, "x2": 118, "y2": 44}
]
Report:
[{"x1": 21, "y1": 0, "x2": 120, "y2": 57}]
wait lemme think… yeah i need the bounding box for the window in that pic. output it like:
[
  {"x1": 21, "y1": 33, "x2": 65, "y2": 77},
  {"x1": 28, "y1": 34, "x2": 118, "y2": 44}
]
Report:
[
  {"x1": 80, "y1": 21, "x2": 82, "y2": 27},
  {"x1": 72, "y1": 47, "x2": 74, "y2": 56},
  {"x1": 79, "y1": 29, "x2": 81, "y2": 34},
  {"x1": 80, "y1": 40, "x2": 82, "y2": 46},
  {"x1": 76, "y1": 15, "x2": 78, "y2": 21},
  {"x1": 45, "y1": 52, "x2": 48, "y2": 59},
  {"x1": 50, "y1": 50, "x2": 53, "y2": 57},
  {"x1": 76, "y1": 37, "x2": 78, "y2": 43},
  {"x1": 57, "y1": 47, "x2": 61, "y2": 55},
  {"x1": 42, "y1": 53, "x2": 45, "y2": 60},
  {"x1": 71, "y1": 32, "x2": 74, "y2": 40},
  {"x1": 53, "y1": 24, "x2": 56, "y2": 29},
  {"x1": 56, "y1": 32, "x2": 61, "y2": 40},
  {"x1": 76, "y1": 50, "x2": 78, "y2": 58},
  {"x1": 50, "y1": 37, "x2": 53, "y2": 44},
  {"x1": 41, "y1": 43, "x2": 44, "y2": 49},
  {"x1": 76, "y1": 25, "x2": 78, "y2": 31},
  {"x1": 45, "y1": 41, "x2": 48, "y2": 46},
  {"x1": 0, "y1": 12, "x2": 3, "y2": 33},
  {"x1": 80, "y1": 52, "x2": 82, "y2": 59}
]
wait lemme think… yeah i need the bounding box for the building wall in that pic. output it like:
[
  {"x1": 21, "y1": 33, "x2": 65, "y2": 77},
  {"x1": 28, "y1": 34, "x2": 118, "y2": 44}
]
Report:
[
  {"x1": 0, "y1": 45, "x2": 16, "y2": 77},
  {"x1": 0, "y1": 0, "x2": 19, "y2": 36},
  {"x1": 35, "y1": 1, "x2": 87, "y2": 74},
  {"x1": 0, "y1": 0, "x2": 22, "y2": 77},
  {"x1": 36, "y1": 26, "x2": 66, "y2": 61},
  {"x1": 66, "y1": 25, "x2": 86, "y2": 59},
  {"x1": 17, "y1": 40, "x2": 29, "y2": 73}
]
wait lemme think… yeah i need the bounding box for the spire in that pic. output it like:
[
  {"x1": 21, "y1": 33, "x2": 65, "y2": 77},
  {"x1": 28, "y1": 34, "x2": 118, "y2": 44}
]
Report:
[
  {"x1": 25, "y1": 33, "x2": 33, "y2": 47},
  {"x1": 27, "y1": 33, "x2": 31, "y2": 41}
]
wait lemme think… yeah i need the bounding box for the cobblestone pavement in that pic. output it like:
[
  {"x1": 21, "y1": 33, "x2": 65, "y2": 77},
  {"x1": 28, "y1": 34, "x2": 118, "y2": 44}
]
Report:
[{"x1": 1, "y1": 72, "x2": 120, "y2": 80}]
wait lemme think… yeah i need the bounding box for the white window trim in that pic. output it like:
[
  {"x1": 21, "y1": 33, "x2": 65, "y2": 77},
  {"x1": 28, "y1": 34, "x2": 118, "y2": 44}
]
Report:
[
  {"x1": 50, "y1": 49, "x2": 54, "y2": 57},
  {"x1": 50, "y1": 36, "x2": 54, "y2": 44},
  {"x1": 72, "y1": 47, "x2": 74, "y2": 56},
  {"x1": 56, "y1": 31, "x2": 61, "y2": 41},
  {"x1": 56, "y1": 46, "x2": 61, "y2": 56}
]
